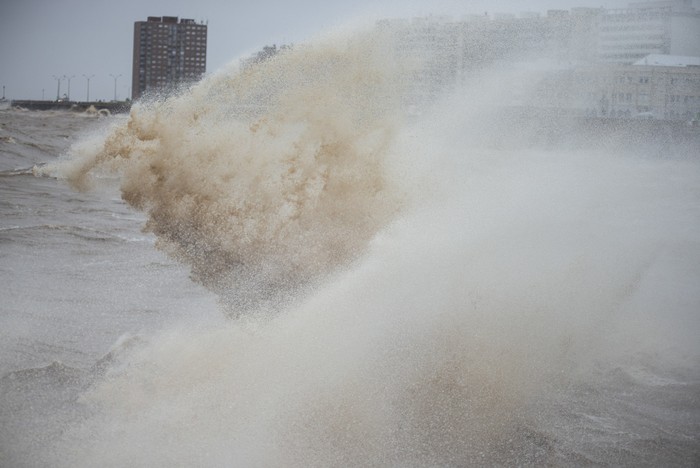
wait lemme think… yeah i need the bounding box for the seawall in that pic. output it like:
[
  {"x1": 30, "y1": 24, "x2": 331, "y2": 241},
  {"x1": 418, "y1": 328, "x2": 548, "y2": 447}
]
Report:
[{"x1": 9, "y1": 100, "x2": 131, "y2": 114}]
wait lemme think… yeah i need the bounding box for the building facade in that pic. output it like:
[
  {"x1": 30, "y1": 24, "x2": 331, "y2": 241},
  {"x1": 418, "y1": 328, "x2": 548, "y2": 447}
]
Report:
[
  {"x1": 525, "y1": 56, "x2": 700, "y2": 121},
  {"x1": 375, "y1": 1, "x2": 699, "y2": 121},
  {"x1": 598, "y1": 0, "x2": 700, "y2": 63},
  {"x1": 132, "y1": 16, "x2": 207, "y2": 100}
]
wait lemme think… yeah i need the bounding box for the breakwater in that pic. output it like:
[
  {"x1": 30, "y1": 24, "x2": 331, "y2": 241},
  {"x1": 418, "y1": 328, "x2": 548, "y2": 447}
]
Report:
[{"x1": 9, "y1": 100, "x2": 131, "y2": 113}]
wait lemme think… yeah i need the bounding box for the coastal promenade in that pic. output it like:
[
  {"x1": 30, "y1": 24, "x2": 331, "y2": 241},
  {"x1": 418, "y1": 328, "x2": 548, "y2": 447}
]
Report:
[{"x1": 9, "y1": 100, "x2": 131, "y2": 113}]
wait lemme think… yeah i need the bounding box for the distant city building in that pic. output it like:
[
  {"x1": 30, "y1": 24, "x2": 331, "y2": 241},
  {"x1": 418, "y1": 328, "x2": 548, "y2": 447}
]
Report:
[
  {"x1": 597, "y1": 0, "x2": 700, "y2": 63},
  {"x1": 374, "y1": 1, "x2": 699, "y2": 121},
  {"x1": 377, "y1": 11, "x2": 590, "y2": 108},
  {"x1": 132, "y1": 16, "x2": 207, "y2": 100},
  {"x1": 526, "y1": 54, "x2": 700, "y2": 121},
  {"x1": 378, "y1": 17, "x2": 464, "y2": 109}
]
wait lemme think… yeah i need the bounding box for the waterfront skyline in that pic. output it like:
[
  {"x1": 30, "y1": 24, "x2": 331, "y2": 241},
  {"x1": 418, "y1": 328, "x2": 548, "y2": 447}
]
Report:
[{"x1": 2, "y1": 0, "x2": 698, "y2": 101}]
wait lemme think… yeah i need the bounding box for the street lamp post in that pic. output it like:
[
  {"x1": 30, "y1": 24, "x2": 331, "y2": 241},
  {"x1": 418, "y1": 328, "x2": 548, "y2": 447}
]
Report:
[
  {"x1": 109, "y1": 74, "x2": 122, "y2": 101},
  {"x1": 52, "y1": 75, "x2": 62, "y2": 101},
  {"x1": 64, "y1": 75, "x2": 75, "y2": 101},
  {"x1": 83, "y1": 74, "x2": 95, "y2": 102}
]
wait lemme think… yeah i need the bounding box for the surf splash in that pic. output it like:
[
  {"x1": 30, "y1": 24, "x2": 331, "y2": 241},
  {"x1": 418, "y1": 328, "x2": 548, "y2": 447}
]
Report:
[
  {"x1": 57, "y1": 30, "x2": 407, "y2": 315},
  {"x1": 39, "y1": 20, "x2": 700, "y2": 467}
]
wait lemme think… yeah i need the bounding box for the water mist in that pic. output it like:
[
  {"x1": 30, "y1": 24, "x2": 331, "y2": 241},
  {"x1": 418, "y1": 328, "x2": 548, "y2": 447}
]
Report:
[{"x1": 31, "y1": 21, "x2": 700, "y2": 467}]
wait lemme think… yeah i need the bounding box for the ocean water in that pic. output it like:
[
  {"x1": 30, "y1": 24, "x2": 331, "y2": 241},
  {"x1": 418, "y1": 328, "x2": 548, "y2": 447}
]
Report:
[{"x1": 2, "y1": 27, "x2": 700, "y2": 467}]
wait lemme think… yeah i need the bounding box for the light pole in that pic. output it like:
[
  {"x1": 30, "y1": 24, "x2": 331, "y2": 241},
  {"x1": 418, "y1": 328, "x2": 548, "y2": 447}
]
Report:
[
  {"x1": 83, "y1": 74, "x2": 95, "y2": 102},
  {"x1": 64, "y1": 75, "x2": 75, "y2": 101},
  {"x1": 52, "y1": 75, "x2": 62, "y2": 101},
  {"x1": 109, "y1": 74, "x2": 122, "y2": 101}
]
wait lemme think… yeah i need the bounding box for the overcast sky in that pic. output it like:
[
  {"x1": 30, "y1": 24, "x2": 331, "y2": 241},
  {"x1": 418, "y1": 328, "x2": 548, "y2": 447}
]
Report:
[{"x1": 1, "y1": 0, "x2": 696, "y2": 101}]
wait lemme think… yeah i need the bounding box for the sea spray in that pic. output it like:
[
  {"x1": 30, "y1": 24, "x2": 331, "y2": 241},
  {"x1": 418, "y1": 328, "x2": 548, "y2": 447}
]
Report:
[
  {"x1": 54, "y1": 30, "x2": 407, "y2": 316},
  {"x1": 35, "y1": 22, "x2": 700, "y2": 467},
  {"x1": 51, "y1": 143, "x2": 700, "y2": 466}
]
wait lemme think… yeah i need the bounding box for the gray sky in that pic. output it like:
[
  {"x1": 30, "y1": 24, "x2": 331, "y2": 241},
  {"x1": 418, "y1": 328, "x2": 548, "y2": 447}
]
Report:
[{"x1": 1, "y1": 0, "x2": 693, "y2": 101}]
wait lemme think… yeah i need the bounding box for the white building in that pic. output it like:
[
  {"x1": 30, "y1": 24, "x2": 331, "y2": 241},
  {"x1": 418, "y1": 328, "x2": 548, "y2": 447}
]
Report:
[
  {"x1": 598, "y1": 0, "x2": 700, "y2": 64},
  {"x1": 527, "y1": 54, "x2": 700, "y2": 121},
  {"x1": 375, "y1": 5, "x2": 699, "y2": 120}
]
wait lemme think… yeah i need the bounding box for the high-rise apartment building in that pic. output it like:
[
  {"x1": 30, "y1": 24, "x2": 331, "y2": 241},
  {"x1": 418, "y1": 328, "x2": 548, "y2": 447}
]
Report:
[{"x1": 132, "y1": 16, "x2": 207, "y2": 100}]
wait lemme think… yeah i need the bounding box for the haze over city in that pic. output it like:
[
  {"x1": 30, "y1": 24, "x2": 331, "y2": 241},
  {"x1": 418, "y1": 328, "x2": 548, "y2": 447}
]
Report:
[{"x1": 5, "y1": 0, "x2": 698, "y2": 101}]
